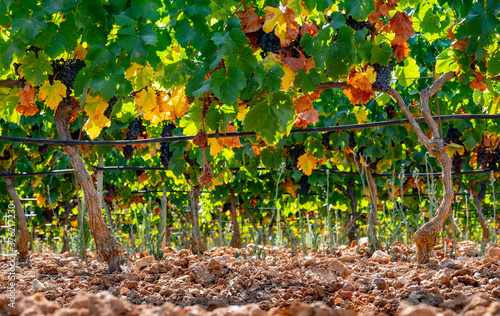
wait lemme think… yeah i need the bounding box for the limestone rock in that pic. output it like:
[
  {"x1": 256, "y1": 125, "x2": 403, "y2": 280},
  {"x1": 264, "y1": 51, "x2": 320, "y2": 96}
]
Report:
[
  {"x1": 135, "y1": 256, "x2": 156, "y2": 270},
  {"x1": 33, "y1": 279, "x2": 46, "y2": 292},
  {"x1": 328, "y1": 259, "x2": 351, "y2": 277},
  {"x1": 371, "y1": 250, "x2": 391, "y2": 263},
  {"x1": 488, "y1": 247, "x2": 500, "y2": 260}
]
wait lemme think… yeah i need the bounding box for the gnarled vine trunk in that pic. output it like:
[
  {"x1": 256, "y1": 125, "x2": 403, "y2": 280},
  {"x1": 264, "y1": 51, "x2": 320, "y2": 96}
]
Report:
[
  {"x1": 54, "y1": 102, "x2": 121, "y2": 273},
  {"x1": 189, "y1": 184, "x2": 206, "y2": 254},
  {"x1": 2, "y1": 166, "x2": 30, "y2": 260},
  {"x1": 229, "y1": 188, "x2": 241, "y2": 248},
  {"x1": 386, "y1": 71, "x2": 456, "y2": 263}
]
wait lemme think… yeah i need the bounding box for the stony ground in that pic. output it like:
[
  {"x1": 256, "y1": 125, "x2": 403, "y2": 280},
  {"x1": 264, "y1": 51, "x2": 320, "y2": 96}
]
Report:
[{"x1": 2, "y1": 240, "x2": 500, "y2": 315}]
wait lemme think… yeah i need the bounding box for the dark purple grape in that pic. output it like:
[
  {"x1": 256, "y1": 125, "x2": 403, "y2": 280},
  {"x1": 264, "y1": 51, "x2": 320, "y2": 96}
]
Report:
[
  {"x1": 123, "y1": 145, "x2": 134, "y2": 159},
  {"x1": 38, "y1": 144, "x2": 49, "y2": 155},
  {"x1": 299, "y1": 175, "x2": 310, "y2": 197}
]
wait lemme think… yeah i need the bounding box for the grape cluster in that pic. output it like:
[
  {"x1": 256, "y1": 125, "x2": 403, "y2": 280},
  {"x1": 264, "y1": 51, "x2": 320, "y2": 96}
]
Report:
[
  {"x1": 348, "y1": 131, "x2": 356, "y2": 149},
  {"x1": 53, "y1": 59, "x2": 86, "y2": 100},
  {"x1": 299, "y1": 175, "x2": 310, "y2": 197},
  {"x1": 123, "y1": 118, "x2": 146, "y2": 160},
  {"x1": 477, "y1": 146, "x2": 500, "y2": 171},
  {"x1": 71, "y1": 129, "x2": 81, "y2": 140},
  {"x1": 289, "y1": 146, "x2": 305, "y2": 170},
  {"x1": 444, "y1": 124, "x2": 469, "y2": 173},
  {"x1": 38, "y1": 144, "x2": 49, "y2": 156},
  {"x1": 12, "y1": 63, "x2": 25, "y2": 89},
  {"x1": 345, "y1": 15, "x2": 375, "y2": 32},
  {"x1": 0, "y1": 150, "x2": 11, "y2": 161},
  {"x1": 372, "y1": 63, "x2": 392, "y2": 92},
  {"x1": 160, "y1": 122, "x2": 176, "y2": 169},
  {"x1": 478, "y1": 181, "x2": 487, "y2": 200},
  {"x1": 256, "y1": 29, "x2": 281, "y2": 57},
  {"x1": 384, "y1": 104, "x2": 396, "y2": 119},
  {"x1": 104, "y1": 96, "x2": 118, "y2": 119},
  {"x1": 322, "y1": 132, "x2": 334, "y2": 151}
]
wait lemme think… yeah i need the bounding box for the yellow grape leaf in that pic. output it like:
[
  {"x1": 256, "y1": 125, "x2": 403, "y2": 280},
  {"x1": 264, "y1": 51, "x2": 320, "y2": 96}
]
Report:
[
  {"x1": 135, "y1": 89, "x2": 157, "y2": 118},
  {"x1": 38, "y1": 80, "x2": 66, "y2": 110},
  {"x1": 208, "y1": 138, "x2": 223, "y2": 156},
  {"x1": 125, "y1": 62, "x2": 154, "y2": 90},
  {"x1": 352, "y1": 106, "x2": 368, "y2": 123},
  {"x1": 445, "y1": 142, "x2": 464, "y2": 158},
  {"x1": 297, "y1": 153, "x2": 317, "y2": 176},
  {"x1": 74, "y1": 43, "x2": 87, "y2": 60},
  {"x1": 84, "y1": 94, "x2": 110, "y2": 139},
  {"x1": 237, "y1": 104, "x2": 247, "y2": 121},
  {"x1": 281, "y1": 64, "x2": 296, "y2": 90},
  {"x1": 36, "y1": 195, "x2": 46, "y2": 208},
  {"x1": 263, "y1": 6, "x2": 287, "y2": 43},
  {"x1": 170, "y1": 88, "x2": 188, "y2": 118},
  {"x1": 219, "y1": 123, "x2": 242, "y2": 149}
]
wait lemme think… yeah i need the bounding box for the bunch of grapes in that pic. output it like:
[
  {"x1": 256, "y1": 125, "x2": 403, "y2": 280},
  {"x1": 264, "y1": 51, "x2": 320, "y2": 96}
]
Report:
[
  {"x1": 299, "y1": 175, "x2": 310, "y2": 197},
  {"x1": 123, "y1": 118, "x2": 146, "y2": 160},
  {"x1": 372, "y1": 63, "x2": 392, "y2": 92},
  {"x1": 384, "y1": 104, "x2": 396, "y2": 119},
  {"x1": 70, "y1": 128, "x2": 81, "y2": 140},
  {"x1": 348, "y1": 131, "x2": 356, "y2": 149},
  {"x1": 53, "y1": 59, "x2": 86, "y2": 100},
  {"x1": 123, "y1": 145, "x2": 134, "y2": 160},
  {"x1": 289, "y1": 146, "x2": 305, "y2": 170},
  {"x1": 477, "y1": 146, "x2": 500, "y2": 171},
  {"x1": 345, "y1": 15, "x2": 374, "y2": 31},
  {"x1": 0, "y1": 150, "x2": 11, "y2": 161},
  {"x1": 160, "y1": 122, "x2": 176, "y2": 168},
  {"x1": 38, "y1": 144, "x2": 49, "y2": 156},
  {"x1": 478, "y1": 181, "x2": 487, "y2": 200},
  {"x1": 12, "y1": 63, "x2": 25, "y2": 89},
  {"x1": 104, "y1": 96, "x2": 118, "y2": 119},
  {"x1": 322, "y1": 132, "x2": 334, "y2": 151},
  {"x1": 444, "y1": 125, "x2": 469, "y2": 173},
  {"x1": 256, "y1": 29, "x2": 281, "y2": 57}
]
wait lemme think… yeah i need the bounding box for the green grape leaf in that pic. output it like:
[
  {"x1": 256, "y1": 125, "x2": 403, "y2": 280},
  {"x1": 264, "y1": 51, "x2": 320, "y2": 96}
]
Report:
[
  {"x1": 344, "y1": 0, "x2": 375, "y2": 20},
  {"x1": 465, "y1": 1, "x2": 500, "y2": 38},
  {"x1": 243, "y1": 93, "x2": 295, "y2": 144},
  {"x1": 117, "y1": 23, "x2": 157, "y2": 62},
  {"x1": 294, "y1": 69, "x2": 321, "y2": 94},
  {"x1": 210, "y1": 67, "x2": 245, "y2": 105},
  {"x1": 395, "y1": 57, "x2": 420, "y2": 87},
  {"x1": 487, "y1": 49, "x2": 500, "y2": 76},
  {"x1": 460, "y1": 128, "x2": 483, "y2": 150},
  {"x1": 18, "y1": 51, "x2": 52, "y2": 86},
  {"x1": 185, "y1": 67, "x2": 211, "y2": 97},
  {"x1": 370, "y1": 42, "x2": 392, "y2": 66},
  {"x1": 225, "y1": 47, "x2": 257, "y2": 79},
  {"x1": 11, "y1": 9, "x2": 47, "y2": 43}
]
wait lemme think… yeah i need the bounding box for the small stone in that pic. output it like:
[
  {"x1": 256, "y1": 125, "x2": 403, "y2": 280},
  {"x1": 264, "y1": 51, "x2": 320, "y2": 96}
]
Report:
[
  {"x1": 135, "y1": 255, "x2": 156, "y2": 270},
  {"x1": 372, "y1": 278, "x2": 387, "y2": 290},
  {"x1": 408, "y1": 285, "x2": 420, "y2": 292},
  {"x1": 440, "y1": 258, "x2": 461, "y2": 269},
  {"x1": 328, "y1": 259, "x2": 351, "y2": 277},
  {"x1": 0, "y1": 274, "x2": 4, "y2": 281},
  {"x1": 490, "y1": 278, "x2": 500, "y2": 285},
  {"x1": 119, "y1": 287, "x2": 130, "y2": 295},
  {"x1": 334, "y1": 297, "x2": 344, "y2": 305},
  {"x1": 492, "y1": 288, "x2": 500, "y2": 298},
  {"x1": 358, "y1": 237, "x2": 369, "y2": 248},
  {"x1": 371, "y1": 250, "x2": 391, "y2": 263},
  {"x1": 489, "y1": 247, "x2": 500, "y2": 260},
  {"x1": 33, "y1": 279, "x2": 46, "y2": 292},
  {"x1": 457, "y1": 275, "x2": 478, "y2": 286},
  {"x1": 57, "y1": 267, "x2": 68, "y2": 274},
  {"x1": 398, "y1": 302, "x2": 439, "y2": 316}
]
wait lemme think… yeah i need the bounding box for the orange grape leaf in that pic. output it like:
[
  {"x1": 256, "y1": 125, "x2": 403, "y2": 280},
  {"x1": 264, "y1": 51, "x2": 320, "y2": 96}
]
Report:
[
  {"x1": 297, "y1": 153, "x2": 317, "y2": 176},
  {"x1": 446, "y1": 26, "x2": 455, "y2": 41},
  {"x1": 299, "y1": 22, "x2": 319, "y2": 37},
  {"x1": 282, "y1": 54, "x2": 315, "y2": 72},
  {"x1": 294, "y1": 90, "x2": 320, "y2": 113},
  {"x1": 38, "y1": 80, "x2": 66, "y2": 110},
  {"x1": 219, "y1": 123, "x2": 242, "y2": 149},
  {"x1": 208, "y1": 138, "x2": 224, "y2": 156},
  {"x1": 452, "y1": 39, "x2": 468, "y2": 51},
  {"x1": 16, "y1": 83, "x2": 38, "y2": 116},
  {"x1": 387, "y1": 11, "x2": 414, "y2": 46},
  {"x1": 470, "y1": 71, "x2": 487, "y2": 91},
  {"x1": 294, "y1": 108, "x2": 319, "y2": 128},
  {"x1": 283, "y1": 178, "x2": 298, "y2": 198},
  {"x1": 281, "y1": 64, "x2": 296, "y2": 89},
  {"x1": 237, "y1": 4, "x2": 262, "y2": 33},
  {"x1": 137, "y1": 172, "x2": 149, "y2": 183},
  {"x1": 343, "y1": 66, "x2": 376, "y2": 105},
  {"x1": 36, "y1": 194, "x2": 45, "y2": 208},
  {"x1": 83, "y1": 94, "x2": 111, "y2": 139},
  {"x1": 393, "y1": 42, "x2": 410, "y2": 62},
  {"x1": 283, "y1": 7, "x2": 300, "y2": 46},
  {"x1": 74, "y1": 43, "x2": 87, "y2": 60}
]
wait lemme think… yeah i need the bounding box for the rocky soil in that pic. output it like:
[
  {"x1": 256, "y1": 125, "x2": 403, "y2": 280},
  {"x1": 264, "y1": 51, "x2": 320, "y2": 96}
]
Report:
[{"x1": 1, "y1": 240, "x2": 500, "y2": 315}]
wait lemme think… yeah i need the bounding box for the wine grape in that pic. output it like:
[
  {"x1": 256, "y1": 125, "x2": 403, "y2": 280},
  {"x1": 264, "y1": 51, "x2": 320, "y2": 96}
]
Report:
[
  {"x1": 299, "y1": 175, "x2": 310, "y2": 197},
  {"x1": 160, "y1": 143, "x2": 173, "y2": 169},
  {"x1": 289, "y1": 146, "x2": 305, "y2": 170},
  {"x1": 444, "y1": 125, "x2": 469, "y2": 173},
  {"x1": 478, "y1": 181, "x2": 486, "y2": 200},
  {"x1": 384, "y1": 104, "x2": 396, "y2": 119},
  {"x1": 256, "y1": 28, "x2": 281, "y2": 56},
  {"x1": 128, "y1": 118, "x2": 146, "y2": 140},
  {"x1": 372, "y1": 63, "x2": 392, "y2": 92},
  {"x1": 348, "y1": 131, "x2": 356, "y2": 149},
  {"x1": 345, "y1": 15, "x2": 374, "y2": 32},
  {"x1": 322, "y1": 132, "x2": 334, "y2": 151},
  {"x1": 161, "y1": 122, "x2": 176, "y2": 137},
  {"x1": 104, "y1": 96, "x2": 118, "y2": 119},
  {"x1": 0, "y1": 150, "x2": 11, "y2": 161},
  {"x1": 123, "y1": 145, "x2": 134, "y2": 159},
  {"x1": 38, "y1": 144, "x2": 49, "y2": 155}
]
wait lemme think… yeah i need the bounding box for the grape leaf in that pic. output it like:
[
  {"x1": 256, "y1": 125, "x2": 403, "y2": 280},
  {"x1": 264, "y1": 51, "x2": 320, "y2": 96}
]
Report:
[
  {"x1": 243, "y1": 93, "x2": 295, "y2": 144},
  {"x1": 298, "y1": 153, "x2": 317, "y2": 176},
  {"x1": 210, "y1": 67, "x2": 245, "y2": 105},
  {"x1": 17, "y1": 51, "x2": 52, "y2": 86},
  {"x1": 344, "y1": 0, "x2": 375, "y2": 21},
  {"x1": 460, "y1": 128, "x2": 483, "y2": 150},
  {"x1": 83, "y1": 94, "x2": 111, "y2": 139},
  {"x1": 38, "y1": 80, "x2": 66, "y2": 111},
  {"x1": 370, "y1": 42, "x2": 392, "y2": 66}
]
